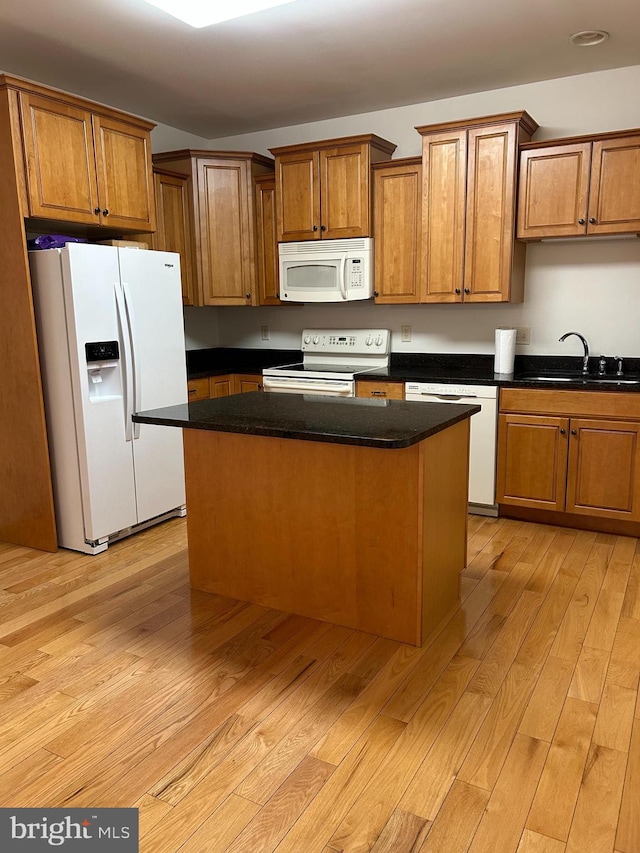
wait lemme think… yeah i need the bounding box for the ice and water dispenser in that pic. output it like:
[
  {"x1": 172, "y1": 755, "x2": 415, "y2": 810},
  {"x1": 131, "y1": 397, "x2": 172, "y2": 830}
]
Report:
[{"x1": 85, "y1": 341, "x2": 122, "y2": 401}]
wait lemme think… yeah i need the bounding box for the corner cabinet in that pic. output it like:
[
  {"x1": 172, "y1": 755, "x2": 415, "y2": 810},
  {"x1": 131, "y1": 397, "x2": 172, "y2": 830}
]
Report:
[
  {"x1": 372, "y1": 157, "x2": 422, "y2": 303},
  {"x1": 142, "y1": 168, "x2": 198, "y2": 306},
  {"x1": 270, "y1": 134, "x2": 397, "y2": 242},
  {"x1": 497, "y1": 388, "x2": 640, "y2": 530},
  {"x1": 152, "y1": 149, "x2": 275, "y2": 306},
  {"x1": 417, "y1": 111, "x2": 538, "y2": 304},
  {"x1": 3, "y1": 76, "x2": 156, "y2": 232},
  {"x1": 517, "y1": 129, "x2": 640, "y2": 239}
]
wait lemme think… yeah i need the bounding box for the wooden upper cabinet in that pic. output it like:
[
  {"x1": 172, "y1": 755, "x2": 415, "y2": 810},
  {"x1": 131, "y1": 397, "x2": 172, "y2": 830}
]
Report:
[
  {"x1": 147, "y1": 168, "x2": 197, "y2": 306},
  {"x1": 517, "y1": 130, "x2": 640, "y2": 239},
  {"x1": 12, "y1": 80, "x2": 155, "y2": 231},
  {"x1": 254, "y1": 175, "x2": 281, "y2": 305},
  {"x1": 372, "y1": 157, "x2": 422, "y2": 303},
  {"x1": 270, "y1": 134, "x2": 396, "y2": 242},
  {"x1": 151, "y1": 149, "x2": 274, "y2": 307},
  {"x1": 417, "y1": 112, "x2": 537, "y2": 304}
]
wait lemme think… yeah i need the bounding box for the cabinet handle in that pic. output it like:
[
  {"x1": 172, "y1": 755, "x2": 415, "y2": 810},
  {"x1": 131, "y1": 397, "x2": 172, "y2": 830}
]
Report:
[
  {"x1": 464, "y1": 288, "x2": 470, "y2": 294},
  {"x1": 313, "y1": 225, "x2": 318, "y2": 231},
  {"x1": 578, "y1": 218, "x2": 585, "y2": 225},
  {"x1": 560, "y1": 428, "x2": 566, "y2": 435},
  {"x1": 371, "y1": 390, "x2": 387, "y2": 397},
  {"x1": 571, "y1": 429, "x2": 577, "y2": 435},
  {"x1": 102, "y1": 209, "x2": 109, "y2": 216},
  {"x1": 320, "y1": 225, "x2": 326, "y2": 231},
  {"x1": 589, "y1": 217, "x2": 596, "y2": 224},
  {"x1": 455, "y1": 288, "x2": 461, "y2": 295},
  {"x1": 188, "y1": 388, "x2": 197, "y2": 395},
  {"x1": 94, "y1": 207, "x2": 101, "y2": 215}
]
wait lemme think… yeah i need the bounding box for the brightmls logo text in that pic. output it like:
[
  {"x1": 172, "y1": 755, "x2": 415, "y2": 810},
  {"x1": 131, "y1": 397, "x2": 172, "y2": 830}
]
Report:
[{"x1": 0, "y1": 809, "x2": 138, "y2": 851}]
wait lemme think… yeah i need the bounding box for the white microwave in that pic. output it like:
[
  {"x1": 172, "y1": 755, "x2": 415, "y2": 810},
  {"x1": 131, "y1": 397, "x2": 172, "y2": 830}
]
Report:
[{"x1": 279, "y1": 238, "x2": 373, "y2": 302}]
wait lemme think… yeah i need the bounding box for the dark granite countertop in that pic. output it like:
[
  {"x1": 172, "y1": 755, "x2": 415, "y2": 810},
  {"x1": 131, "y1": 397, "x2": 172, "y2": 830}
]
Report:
[
  {"x1": 133, "y1": 392, "x2": 480, "y2": 449},
  {"x1": 186, "y1": 348, "x2": 640, "y2": 392}
]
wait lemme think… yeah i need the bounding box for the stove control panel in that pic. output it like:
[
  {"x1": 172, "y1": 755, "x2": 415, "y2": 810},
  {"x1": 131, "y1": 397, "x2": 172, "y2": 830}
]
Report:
[{"x1": 301, "y1": 329, "x2": 390, "y2": 355}]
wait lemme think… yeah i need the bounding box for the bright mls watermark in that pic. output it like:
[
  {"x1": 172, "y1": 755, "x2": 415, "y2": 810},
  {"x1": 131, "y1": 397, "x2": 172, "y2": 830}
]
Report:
[{"x1": 0, "y1": 809, "x2": 138, "y2": 850}]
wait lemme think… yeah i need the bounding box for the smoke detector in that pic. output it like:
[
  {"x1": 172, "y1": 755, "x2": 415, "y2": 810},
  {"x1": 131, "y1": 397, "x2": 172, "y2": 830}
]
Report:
[{"x1": 569, "y1": 30, "x2": 610, "y2": 47}]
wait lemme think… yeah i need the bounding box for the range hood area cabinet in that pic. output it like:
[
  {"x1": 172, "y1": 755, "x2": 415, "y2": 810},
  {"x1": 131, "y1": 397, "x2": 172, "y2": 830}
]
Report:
[
  {"x1": 270, "y1": 134, "x2": 397, "y2": 243},
  {"x1": 0, "y1": 74, "x2": 156, "y2": 232},
  {"x1": 416, "y1": 111, "x2": 538, "y2": 304},
  {"x1": 152, "y1": 150, "x2": 276, "y2": 307},
  {"x1": 517, "y1": 129, "x2": 640, "y2": 239}
]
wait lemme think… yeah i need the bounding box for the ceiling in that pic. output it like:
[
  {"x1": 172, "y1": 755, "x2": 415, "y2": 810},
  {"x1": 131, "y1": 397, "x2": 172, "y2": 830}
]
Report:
[{"x1": 1, "y1": 0, "x2": 639, "y2": 139}]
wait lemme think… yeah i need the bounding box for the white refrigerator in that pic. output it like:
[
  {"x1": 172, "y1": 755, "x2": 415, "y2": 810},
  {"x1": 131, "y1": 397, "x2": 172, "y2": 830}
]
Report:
[{"x1": 29, "y1": 243, "x2": 187, "y2": 555}]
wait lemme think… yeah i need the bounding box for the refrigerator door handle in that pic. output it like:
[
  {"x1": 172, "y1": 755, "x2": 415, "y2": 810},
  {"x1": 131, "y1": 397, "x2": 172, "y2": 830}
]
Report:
[
  {"x1": 122, "y1": 282, "x2": 142, "y2": 440},
  {"x1": 114, "y1": 281, "x2": 135, "y2": 442}
]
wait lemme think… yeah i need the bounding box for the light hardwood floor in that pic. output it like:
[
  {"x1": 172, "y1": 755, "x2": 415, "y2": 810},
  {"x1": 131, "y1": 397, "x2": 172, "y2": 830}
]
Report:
[{"x1": 0, "y1": 515, "x2": 638, "y2": 852}]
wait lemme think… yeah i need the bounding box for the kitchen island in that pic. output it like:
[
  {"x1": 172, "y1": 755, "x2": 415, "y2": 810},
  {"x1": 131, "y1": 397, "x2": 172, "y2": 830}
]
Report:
[{"x1": 133, "y1": 393, "x2": 479, "y2": 645}]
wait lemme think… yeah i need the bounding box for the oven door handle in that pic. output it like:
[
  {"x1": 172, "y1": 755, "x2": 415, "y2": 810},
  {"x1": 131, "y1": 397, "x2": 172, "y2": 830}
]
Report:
[{"x1": 263, "y1": 378, "x2": 353, "y2": 395}]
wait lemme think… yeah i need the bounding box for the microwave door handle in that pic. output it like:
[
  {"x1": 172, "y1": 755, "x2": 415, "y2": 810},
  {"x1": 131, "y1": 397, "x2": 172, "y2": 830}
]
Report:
[{"x1": 339, "y1": 257, "x2": 347, "y2": 300}]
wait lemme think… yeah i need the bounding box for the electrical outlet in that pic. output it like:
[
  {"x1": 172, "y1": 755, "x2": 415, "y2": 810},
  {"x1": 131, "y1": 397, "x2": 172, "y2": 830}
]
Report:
[
  {"x1": 401, "y1": 325, "x2": 412, "y2": 343},
  {"x1": 260, "y1": 325, "x2": 270, "y2": 341},
  {"x1": 515, "y1": 326, "x2": 530, "y2": 345}
]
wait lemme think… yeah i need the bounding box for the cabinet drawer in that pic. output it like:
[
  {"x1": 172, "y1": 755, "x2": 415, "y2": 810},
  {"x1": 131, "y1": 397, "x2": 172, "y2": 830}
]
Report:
[
  {"x1": 500, "y1": 388, "x2": 640, "y2": 420},
  {"x1": 187, "y1": 378, "x2": 209, "y2": 401},
  {"x1": 356, "y1": 380, "x2": 404, "y2": 400}
]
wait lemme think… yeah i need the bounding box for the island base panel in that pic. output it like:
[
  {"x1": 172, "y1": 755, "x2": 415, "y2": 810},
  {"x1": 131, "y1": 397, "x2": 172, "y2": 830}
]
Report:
[{"x1": 183, "y1": 424, "x2": 469, "y2": 645}]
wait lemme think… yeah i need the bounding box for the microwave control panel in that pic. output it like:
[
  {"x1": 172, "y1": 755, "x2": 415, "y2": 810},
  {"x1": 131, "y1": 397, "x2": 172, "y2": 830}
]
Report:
[{"x1": 347, "y1": 258, "x2": 364, "y2": 288}]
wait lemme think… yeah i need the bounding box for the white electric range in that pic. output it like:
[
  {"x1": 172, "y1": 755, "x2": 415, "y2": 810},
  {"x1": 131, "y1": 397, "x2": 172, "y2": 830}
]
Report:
[{"x1": 263, "y1": 329, "x2": 391, "y2": 397}]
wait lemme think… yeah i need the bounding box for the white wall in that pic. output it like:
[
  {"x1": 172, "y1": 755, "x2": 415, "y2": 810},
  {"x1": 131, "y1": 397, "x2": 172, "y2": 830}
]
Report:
[
  {"x1": 184, "y1": 65, "x2": 640, "y2": 357},
  {"x1": 151, "y1": 122, "x2": 210, "y2": 153}
]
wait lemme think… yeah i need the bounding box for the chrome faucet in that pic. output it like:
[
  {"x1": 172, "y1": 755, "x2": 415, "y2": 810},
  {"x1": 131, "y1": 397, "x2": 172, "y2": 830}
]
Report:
[{"x1": 559, "y1": 331, "x2": 590, "y2": 374}]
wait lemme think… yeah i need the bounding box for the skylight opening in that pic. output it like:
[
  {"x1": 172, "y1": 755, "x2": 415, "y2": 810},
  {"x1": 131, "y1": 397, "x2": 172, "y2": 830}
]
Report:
[{"x1": 143, "y1": 0, "x2": 300, "y2": 28}]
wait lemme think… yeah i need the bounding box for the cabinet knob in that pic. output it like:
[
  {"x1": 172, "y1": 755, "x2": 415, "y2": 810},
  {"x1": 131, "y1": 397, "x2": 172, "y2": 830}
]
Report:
[
  {"x1": 464, "y1": 288, "x2": 470, "y2": 294},
  {"x1": 374, "y1": 290, "x2": 379, "y2": 297},
  {"x1": 94, "y1": 207, "x2": 101, "y2": 215},
  {"x1": 102, "y1": 209, "x2": 109, "y2": 216},
  {"x1": 571, "y1": 429, "x2": 577, "y2": 435},
  {"x1": 313, "y1": 225, "x2": 318, "y2": 231},
  {"x1": 578, "y1": 218, "x2": 585, "y2": 225},
  {"x1": 320, "y1": 225, "x2": 326, "y2": 232},
  {"x1": 245, "y1": 293, "x2": 251, "y2": 300},
  {"x1": 455, "y1": 288, "x2": 461, "y2": 295},
  {"x1": 589, "y1": 217, "x2": 596, "y2": 224},
  {"x1": 560, "y1": 428, "x2": 566, "y2": 435}
]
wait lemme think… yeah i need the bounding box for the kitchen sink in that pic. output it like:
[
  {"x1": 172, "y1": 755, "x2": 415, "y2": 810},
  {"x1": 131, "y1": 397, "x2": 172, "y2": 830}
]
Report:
[{"x1": 516, "y1": 372, "x2": 640, "y2": 386}]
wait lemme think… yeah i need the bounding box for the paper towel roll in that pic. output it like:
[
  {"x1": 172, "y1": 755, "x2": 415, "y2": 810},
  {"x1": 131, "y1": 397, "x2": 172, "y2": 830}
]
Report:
[{"x1": 494, "y1": 328, "x2": 517, "y2": 375}]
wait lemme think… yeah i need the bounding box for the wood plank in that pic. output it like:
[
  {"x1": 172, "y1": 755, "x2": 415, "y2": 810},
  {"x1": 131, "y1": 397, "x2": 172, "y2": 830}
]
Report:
[
  {"x1": 516, "y1": 830, "x2": 566, "y2": 853},
  {"x1": 567, "y1": 646, "x2": 610, "y2": 704},
  {"x1": 526, "y1": 697, "x2": 597, "y2": 841},
  {"x1": 616, "y1": 713, "x2": 640, "y2": 853},
  {"x1": 518, "y1": 656, "x2": 576, "y2": 741},
  {"x1": 592, "y1": 682, "x2": 636, "y2": 752},
  {"x1": 416, "y1": 780, "x2": 490, "y2": 853},
  {"x1": 369, "y1": 808, "x2": 431, "y2": 853},
  {"x1": 565, "y1": 744, "x2": 627, "y2": 853}
]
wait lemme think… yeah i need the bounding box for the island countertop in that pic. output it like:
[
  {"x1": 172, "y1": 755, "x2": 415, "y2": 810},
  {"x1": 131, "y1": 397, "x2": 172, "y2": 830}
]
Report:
[{"x1": 133, "y1": 391, "x2": 480, "y2": 449}]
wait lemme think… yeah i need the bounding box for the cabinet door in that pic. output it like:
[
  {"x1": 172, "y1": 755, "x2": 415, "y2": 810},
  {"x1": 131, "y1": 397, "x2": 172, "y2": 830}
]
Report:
[
  {"x1": 93, "y1": 115, "x2": 155, "y2": 232},
  {"x1": 517, "y1": 144, "x2": 591, "y2": 239},
  {"x1": 20, "y1": 93, "x2": 100, "y2": 224},
  {"x1": 497, "y1": 413, "x2": 569, "y2": 511},
  {"x1": 234, "y1": 374, "x2": 263, "y2": 394},
  {"x1": 153, "y1": 171, "x2": 198, "y2": 306},
  {"x1": 320, "y1": 144, "x2": 370, "y2": 239},
  {"x1": 373, "y1": 161, "x2": 421, "y2": 303},
  {"x1": 566, "y1": 418, "x2": 640, "y2": 521},
  {"x1": 210, "y1": 375, "x2": 234, "y2": 397},
  {"x1": 587, "y1": 136, "x2": 640, "y2": 234},
  {"x1": 197, "y1": 158, "x2": 254, "y2": 306},
  {"x1": 275, "y1": 150, "x2": 320, "y2": 242},
  {"x1": 421, "y1": 130, "x2": 467, "y2": 303},
  {"x1": 464, "y1": 122, "x2": 518, "y2": 302},
  {"x1": 254, "y1": 176, "x2": 280, "y2": 305}
]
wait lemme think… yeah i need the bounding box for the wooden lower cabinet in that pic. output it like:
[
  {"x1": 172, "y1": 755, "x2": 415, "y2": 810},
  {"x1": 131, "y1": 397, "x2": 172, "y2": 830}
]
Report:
[
  {"x1": 497, "y1": 389, "x2": 640, "y2": 525},
  {"x1": 188, "y1": 373, "x2": 263, "y2": 401},
  {"x1": 356, "y1": 380, "x2": 404, "y2": 400}
]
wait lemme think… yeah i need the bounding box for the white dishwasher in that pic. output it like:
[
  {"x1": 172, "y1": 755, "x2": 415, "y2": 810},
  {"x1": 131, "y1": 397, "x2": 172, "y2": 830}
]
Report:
[{"x1": 405, "y1": 382, "x2": 499, "y2": 516}]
